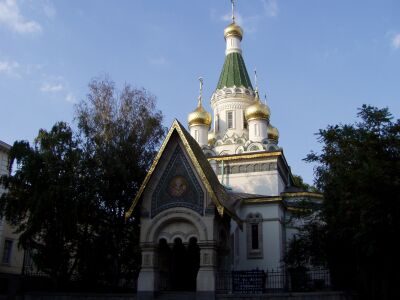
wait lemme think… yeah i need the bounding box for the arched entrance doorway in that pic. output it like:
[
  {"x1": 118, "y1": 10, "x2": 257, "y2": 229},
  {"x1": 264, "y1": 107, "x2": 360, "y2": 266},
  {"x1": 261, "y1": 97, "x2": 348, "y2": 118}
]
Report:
[{"x1": 158, "y1": 237, "x2": 200, "y2": 291}]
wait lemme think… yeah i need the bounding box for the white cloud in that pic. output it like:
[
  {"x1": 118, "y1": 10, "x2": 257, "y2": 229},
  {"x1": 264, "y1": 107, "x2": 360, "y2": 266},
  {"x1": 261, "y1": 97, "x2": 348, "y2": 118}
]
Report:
[
  {"x1": 40, "y1": 82, "x2": 64, "y2": 92},
  {"x1": 0, "y1": 0, "x2": 42, "y2": 33},
  {"x1": 65, "y1": 93, "x2": 76, "y2": 103},
  {"x1": 0, "y1": 59, "x2": 19, "y2": 74},
  {"x1": 262, "y1": 0, "x2": 279, "y2": 18},
  {"x1": 392, "y1": 33, "x2": 400, "y2": 49}
]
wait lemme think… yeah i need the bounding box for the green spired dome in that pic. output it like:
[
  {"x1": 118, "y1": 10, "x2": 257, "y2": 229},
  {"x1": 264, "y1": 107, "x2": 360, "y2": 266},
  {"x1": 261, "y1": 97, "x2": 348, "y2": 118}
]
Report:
[{"x1": 216, "y1": 52, "x2": 253, "y2": 90}]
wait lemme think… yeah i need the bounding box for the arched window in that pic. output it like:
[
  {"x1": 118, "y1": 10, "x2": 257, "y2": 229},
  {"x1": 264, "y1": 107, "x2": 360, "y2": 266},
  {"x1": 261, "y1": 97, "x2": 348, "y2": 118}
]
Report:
[
  {"x1": 227, "y1": 111, "x2": 234, "y2": 129},
  {"x1": 246, "y1": 213, "x2": 263, "y2": 259}
]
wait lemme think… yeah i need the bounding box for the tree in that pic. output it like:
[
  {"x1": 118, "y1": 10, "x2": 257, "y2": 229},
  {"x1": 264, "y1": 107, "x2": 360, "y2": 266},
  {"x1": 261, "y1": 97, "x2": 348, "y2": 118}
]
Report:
[
  {"x1": 74, "y1": 77, "x2": 166, "y2": 287},
  {"x1": 0, "y1": 122, "x2": 85, "y2": 285},
  {"x1": 300, "y1": 105, "x2": 400, "y2": 299},
  {"x1": 292, "y1": 174, "x2": 319, "y2": 192},
  {"x1": 0, "y1": 77, "x2": 166, "y2": 289}
]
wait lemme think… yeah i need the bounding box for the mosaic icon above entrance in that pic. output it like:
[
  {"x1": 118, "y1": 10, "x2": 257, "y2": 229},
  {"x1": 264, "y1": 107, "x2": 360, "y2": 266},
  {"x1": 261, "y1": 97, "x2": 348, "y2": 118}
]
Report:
[
  {"x1": 168, "y1": 175, "x2": 188, "y2": 197},
  {"x1": 151, "y1": 145, "x2": 204, "y2": 218}
]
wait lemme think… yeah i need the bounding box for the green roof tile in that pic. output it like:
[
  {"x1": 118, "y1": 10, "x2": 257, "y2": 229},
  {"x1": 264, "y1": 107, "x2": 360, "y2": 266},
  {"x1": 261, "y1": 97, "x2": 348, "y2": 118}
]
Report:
[{"x1": 216, "y1": 52, "x2": 253, "y2": 90}]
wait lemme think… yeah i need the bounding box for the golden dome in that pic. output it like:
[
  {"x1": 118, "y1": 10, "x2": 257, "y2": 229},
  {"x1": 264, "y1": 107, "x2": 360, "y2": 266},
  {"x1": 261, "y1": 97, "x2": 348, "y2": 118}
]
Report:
[
  {"x1": 268, "y1": 124, "x2": 279, "y2": 142},
  {"x1": 208, "y1": 131, "x2": 217, "y2": 145},
  {"x1": 245, "y1": 92, "x2": 270, "y2": 121},
  {"x1": 224, "y1": 22, "x2": 243, "y2": 40},
  {"x1": 188, "y1": 100, "x2": 212, "y2": 127}
]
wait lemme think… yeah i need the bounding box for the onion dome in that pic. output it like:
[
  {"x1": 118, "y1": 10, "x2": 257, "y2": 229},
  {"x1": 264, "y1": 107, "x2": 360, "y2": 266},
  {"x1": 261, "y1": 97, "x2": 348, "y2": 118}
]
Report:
[
  {"x1": 245, "y1": 91, "x2": 270, "y2": 121},
  {"x1": 188, "y1": 99, "x2": 212, "y2": 127},
  {"x1": 224, "y1": 22, "x2": 243, "y2": 40},
  {"x1": 208, "y1": 131, "x2": 217, "y2": 145},
  {"x1": 268, "y1": 124, "x2": 279, "y2": 142}
]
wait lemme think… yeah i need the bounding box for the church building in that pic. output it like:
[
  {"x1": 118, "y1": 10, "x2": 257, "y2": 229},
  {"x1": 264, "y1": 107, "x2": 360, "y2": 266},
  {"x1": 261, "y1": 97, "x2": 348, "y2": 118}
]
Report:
[{"x1": 126, "y1": 4, "x2": 322, "y2": 299}]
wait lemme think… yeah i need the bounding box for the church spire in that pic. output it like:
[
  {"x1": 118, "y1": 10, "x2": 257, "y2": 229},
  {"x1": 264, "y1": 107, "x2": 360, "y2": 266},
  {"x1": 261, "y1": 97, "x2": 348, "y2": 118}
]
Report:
[{"x1": 216, "y1": 0, "x2": 252, "y2": 90}]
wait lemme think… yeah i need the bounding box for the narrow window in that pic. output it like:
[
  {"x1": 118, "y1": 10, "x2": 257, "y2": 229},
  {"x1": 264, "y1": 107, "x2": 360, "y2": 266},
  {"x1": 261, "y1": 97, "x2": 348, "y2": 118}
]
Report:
[
  {"x1": 227, "y1": 111, "x2": 233, "y2": 129},
  {"x1": 246, "y1": 213, "x2": 263, "y2": 259},
  {"x1": 251, "y1": 224, "x2": 259, "y2": 249},
  {"x1": 2, "y1": 239, "x2": 13, "y2": 264},
  {"x1": 194, "y1": 130, "x2": 199, "y2": 142},
  {"x1": 243, "y1": 112, "x2": 248, "y2": 129},
  {"x1": 215, "y1": 114, "x2": 219, "y2": 131}
]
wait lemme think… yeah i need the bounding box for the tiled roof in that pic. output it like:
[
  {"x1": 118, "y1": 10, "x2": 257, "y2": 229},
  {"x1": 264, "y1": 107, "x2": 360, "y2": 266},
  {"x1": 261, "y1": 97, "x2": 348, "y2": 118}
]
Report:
[{"x1": 216, "y1": 52, "x2": 253, "y2": 89}]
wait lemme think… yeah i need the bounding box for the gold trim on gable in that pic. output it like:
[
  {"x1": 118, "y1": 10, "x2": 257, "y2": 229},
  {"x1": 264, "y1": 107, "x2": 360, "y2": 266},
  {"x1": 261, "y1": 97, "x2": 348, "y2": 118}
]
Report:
[
  {"x1": 125, "y1": 120, "x2": 228, "y2": 220},
  {"x1": 125, "y1": 122, "x2": 175, "y2": 219},
  {"x1": 174, "y1": 123, "x2": 225, "y2": 215}
]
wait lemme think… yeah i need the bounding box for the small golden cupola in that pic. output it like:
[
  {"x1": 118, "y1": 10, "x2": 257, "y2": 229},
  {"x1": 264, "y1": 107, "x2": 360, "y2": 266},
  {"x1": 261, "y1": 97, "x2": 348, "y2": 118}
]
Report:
[
  {"x1": 188, "y1": 78, "x2": 212, "y2": 127},
  {"x1": 224, "y1": 22, "x2": 243, "y2": 41},
  {"x1": 268, "y1": 124, "x2": 279, "y2": 142},
  {"x1": 245, "y1": 90, "x2": 270, "y2": 122},
  {"x1": 188, "y1": 77, "x2": 212, "y2": 148},
  {"x1": 188, "y1": 100, "x2": 212, "y2": 127},
  {"x1": 224, "y1": 0, "x2": 243, "y2": 41}
]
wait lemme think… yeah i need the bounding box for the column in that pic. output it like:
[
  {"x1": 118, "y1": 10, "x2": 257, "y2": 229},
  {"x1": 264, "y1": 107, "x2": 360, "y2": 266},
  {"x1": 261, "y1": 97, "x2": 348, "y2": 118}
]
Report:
[
  {"x1": 137, "y1": 244, "x2": 158, "y2": 300},
  {"x1": 197, "y1": 243, "x2": 217, "y2": 300}
]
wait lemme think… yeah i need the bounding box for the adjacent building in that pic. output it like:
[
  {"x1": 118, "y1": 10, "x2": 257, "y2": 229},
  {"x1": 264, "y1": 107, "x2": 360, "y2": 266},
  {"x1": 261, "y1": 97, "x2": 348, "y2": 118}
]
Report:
[{"x1": 0, "y1": 140, "x2": 25, "y2": 290}]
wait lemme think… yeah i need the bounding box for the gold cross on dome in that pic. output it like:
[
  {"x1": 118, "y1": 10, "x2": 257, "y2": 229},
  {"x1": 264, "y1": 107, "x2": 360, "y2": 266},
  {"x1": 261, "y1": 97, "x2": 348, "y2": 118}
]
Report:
[
  {"x1": 198, "y1": 77, "x2": 204, "y2": 105},
  {"x1": 231, "y1": 0, "x2": 236, "y2": 23},
  {"x1": 254, "y1": 68, "x2": 258, "y2": 91}
]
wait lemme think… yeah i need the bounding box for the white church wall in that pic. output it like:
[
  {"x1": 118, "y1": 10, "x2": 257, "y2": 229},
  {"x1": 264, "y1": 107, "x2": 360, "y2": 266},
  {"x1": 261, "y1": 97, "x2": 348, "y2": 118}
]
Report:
[
  {"x1": 234, "y1": 203, "x2": 285, "y2": 270},
  {"x1": 277, "y1": 172, "x2": 286, "y2": 194},
  {"x1": 218, "y1": 170, "x2": 280, "y2": 196},
  {"x1": 248, "y1": 119, "x2": 268, "y2": 143},
  {"x1": 211, "y1": 95, "x2": 252, "y2": 141},
  {"x1": 189, "y1": 124, "x2": 208, "y2": 147}
]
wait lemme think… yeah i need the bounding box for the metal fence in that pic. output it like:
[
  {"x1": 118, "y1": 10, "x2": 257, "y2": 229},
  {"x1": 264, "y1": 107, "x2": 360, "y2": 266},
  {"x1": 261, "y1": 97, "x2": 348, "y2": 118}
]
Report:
[{"x1": 216, "y1": 267, "x2": 331, "y2": 294}]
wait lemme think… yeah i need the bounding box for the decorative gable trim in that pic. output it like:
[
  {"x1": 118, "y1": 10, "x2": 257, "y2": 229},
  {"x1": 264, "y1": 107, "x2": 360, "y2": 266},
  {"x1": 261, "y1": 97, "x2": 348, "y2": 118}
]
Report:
[{"x1": 125, "y1": 120, "x2": 241, "y2": 223}]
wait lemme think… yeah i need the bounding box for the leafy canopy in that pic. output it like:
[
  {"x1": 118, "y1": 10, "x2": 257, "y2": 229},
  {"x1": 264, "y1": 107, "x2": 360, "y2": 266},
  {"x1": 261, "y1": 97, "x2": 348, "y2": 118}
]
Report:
[
  {"x1": 0, "y1": 77, "x2": 166, "y2": 289},
  {"x1": 296, "y1": 105, "x2": 399, "y2": 299}
]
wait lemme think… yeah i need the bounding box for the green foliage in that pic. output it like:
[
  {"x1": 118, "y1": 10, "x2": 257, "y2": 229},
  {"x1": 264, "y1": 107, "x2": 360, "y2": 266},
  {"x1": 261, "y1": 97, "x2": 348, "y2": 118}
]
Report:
[
  {"x1": 285, "y1": 213, "x2": 327, "y2": 269},
  {"x1": 74, "y1": 77, "x2": 166, "y2": 286},
  {"x1": 291, "y1": 105, "x2": 400, "y2": 299},
  {"x1": 0, "y1": 77, "x2": 166, "y2": 289},
  {"x1": 292, "y1": 174, "x2": 319, "y2": 192},
  {"x1": 0, "y1": 122, "x2": 84, "y2": 284}
]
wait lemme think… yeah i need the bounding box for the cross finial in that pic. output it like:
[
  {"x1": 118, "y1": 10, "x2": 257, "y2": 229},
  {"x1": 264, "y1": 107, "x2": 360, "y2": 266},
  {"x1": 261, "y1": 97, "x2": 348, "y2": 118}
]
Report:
[
  {"x1": 231, "y1": 0, "x2": 236, "y2": 23},
  {"x1": 254, "y1": 68, "x2": 258, "y2": 91},
  {"x1": 198, "y1": 77, "x2": 204, "y2": 106}
]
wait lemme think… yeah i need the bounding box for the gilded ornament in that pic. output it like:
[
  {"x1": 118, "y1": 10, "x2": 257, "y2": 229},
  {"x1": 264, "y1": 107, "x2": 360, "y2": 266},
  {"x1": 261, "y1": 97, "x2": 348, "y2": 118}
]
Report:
[
  {"x1": 268, "y1": 124, "x2": 279, "y2": 141},
  {"x1": 245, "y1": 91, "x2": 270, "y2": 121},
  {"x1": 224, "y1": 22, "x2": 243, "y2": 40}
]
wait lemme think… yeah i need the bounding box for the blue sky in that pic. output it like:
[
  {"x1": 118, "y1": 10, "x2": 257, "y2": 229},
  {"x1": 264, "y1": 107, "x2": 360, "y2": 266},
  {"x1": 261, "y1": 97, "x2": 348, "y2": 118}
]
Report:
[{"x1": 0, "y1": 0, "x2": 399, "y2": 184}]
